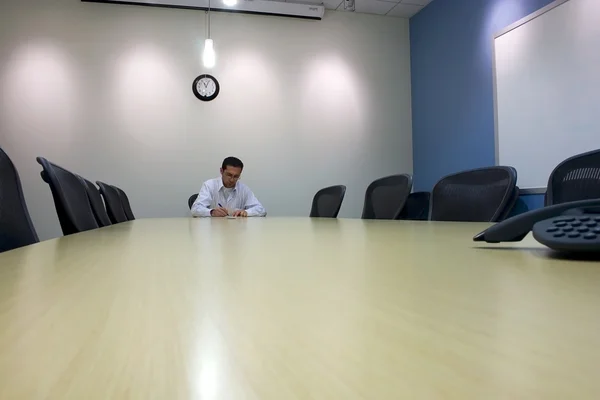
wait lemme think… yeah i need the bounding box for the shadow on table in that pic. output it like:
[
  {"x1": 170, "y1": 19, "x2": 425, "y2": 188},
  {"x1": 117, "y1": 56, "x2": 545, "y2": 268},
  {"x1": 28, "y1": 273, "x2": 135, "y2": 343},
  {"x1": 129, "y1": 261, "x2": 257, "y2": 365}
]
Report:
[
  {"x1": 474, "y1": 246, "x2": 600, "y2": 262},
  {"x1": 474, "y1": 246, "x2": 542, "y2": 252}
]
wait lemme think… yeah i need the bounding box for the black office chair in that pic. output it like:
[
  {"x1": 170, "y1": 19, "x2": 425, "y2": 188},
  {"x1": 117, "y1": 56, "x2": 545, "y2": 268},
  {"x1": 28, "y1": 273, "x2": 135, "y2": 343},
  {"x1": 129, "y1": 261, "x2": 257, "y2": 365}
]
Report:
[
  {"x1": 96, "y1": 181, "x2": 128, "y2": 224},
  {"x1": 37, "y1": 157, "x2": 99, "y2": 235},
  {"x1": 362, "y1": 174, "x2": 413, "y2": 220},
  {"x1": 545, "y1": 149, "x2": 600, "y2": 206},
  {"x1": 79, "y1": 177, "x2": 112, "y2": 227},
  {"x1": 397, "y1": 191, "x2": 431, "y2": 221},
  {"x1": 497, "y1": 186, "x2": 520, "y2": 221},
  {"x1": 0, "y1": 148, "x2": 39, "y2": 252},
  {"x1": 188, "y1": 194, "x2": 198, "y2": 210},
  {"x1": 113, "y1": 186, "x2": 135, "y2": 221},
  {"x1": 430, "y1": 166, "x2": 517, "y2": 222},
  {"x1": 310, "y1": 185, "x2": 346, "y2": 218}
]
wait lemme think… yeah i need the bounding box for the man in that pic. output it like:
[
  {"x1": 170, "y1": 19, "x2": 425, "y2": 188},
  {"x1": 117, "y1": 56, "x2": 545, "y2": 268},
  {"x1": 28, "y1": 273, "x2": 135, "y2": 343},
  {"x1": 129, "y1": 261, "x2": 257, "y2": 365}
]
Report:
[{"x1": 191, "y1": 157, "x2": 266, "y2": 217}]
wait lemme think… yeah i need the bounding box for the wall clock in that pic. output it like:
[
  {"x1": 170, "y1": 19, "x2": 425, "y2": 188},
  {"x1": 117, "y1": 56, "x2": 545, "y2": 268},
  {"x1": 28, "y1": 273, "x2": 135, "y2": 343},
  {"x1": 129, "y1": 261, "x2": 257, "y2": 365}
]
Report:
[{"x1": 192, "y1": 74, "x2": 220, "y2": 102}]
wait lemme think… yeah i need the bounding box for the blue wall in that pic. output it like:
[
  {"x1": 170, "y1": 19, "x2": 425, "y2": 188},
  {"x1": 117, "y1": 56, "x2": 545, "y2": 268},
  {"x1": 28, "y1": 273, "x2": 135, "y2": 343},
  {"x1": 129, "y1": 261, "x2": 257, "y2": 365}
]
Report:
[{"x1": 409, "y1": 0, "x2": 555, "y2": 210}]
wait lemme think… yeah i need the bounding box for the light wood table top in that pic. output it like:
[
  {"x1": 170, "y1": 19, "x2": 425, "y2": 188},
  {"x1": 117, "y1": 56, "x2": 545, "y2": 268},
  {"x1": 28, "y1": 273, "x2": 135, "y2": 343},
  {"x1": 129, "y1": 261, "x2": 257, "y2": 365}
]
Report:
[{"x1": 0, "y1": 218, "x2": 599, "y2": 399}]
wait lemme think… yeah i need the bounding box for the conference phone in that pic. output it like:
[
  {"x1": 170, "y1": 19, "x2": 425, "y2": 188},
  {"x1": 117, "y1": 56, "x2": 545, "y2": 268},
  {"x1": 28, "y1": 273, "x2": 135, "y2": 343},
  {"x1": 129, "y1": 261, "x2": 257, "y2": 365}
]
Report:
[{"x1": 474, "y1": 199, "x2": 600, "y2": 253}]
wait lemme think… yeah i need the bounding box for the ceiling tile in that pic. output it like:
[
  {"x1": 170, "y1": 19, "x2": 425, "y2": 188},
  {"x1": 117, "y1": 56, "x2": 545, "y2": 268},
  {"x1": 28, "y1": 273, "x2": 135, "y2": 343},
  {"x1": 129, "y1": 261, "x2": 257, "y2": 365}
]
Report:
[
  {"x1": 288, "y1": 0, "x2": 325, "y2": 3},
  {"x1": 322, "y1": 0, "x2": 343, "y2": 9},
  {"x1": 387, "y1": 2, "x2": 422, "y2": 17},
  {"x1": 354, "y1": 0, "x2": 397, "y2": 15},
  {"x1": 400, "y1": 0, "x2": 430, "y2": 5}
]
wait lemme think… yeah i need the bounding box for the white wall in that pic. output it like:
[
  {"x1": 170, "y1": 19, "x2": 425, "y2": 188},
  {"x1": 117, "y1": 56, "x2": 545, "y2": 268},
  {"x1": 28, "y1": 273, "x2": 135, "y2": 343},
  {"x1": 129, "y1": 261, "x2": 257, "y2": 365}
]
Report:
[{"x1": 0, "y1": 0, "x2": 413, "y2": 240}]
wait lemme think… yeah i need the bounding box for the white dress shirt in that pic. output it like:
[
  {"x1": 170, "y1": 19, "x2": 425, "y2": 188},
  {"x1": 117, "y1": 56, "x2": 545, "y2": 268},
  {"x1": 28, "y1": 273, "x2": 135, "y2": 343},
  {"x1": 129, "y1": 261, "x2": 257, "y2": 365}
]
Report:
[{"x1": 191, "y1": 177, "x2": 266, "y2": 217}]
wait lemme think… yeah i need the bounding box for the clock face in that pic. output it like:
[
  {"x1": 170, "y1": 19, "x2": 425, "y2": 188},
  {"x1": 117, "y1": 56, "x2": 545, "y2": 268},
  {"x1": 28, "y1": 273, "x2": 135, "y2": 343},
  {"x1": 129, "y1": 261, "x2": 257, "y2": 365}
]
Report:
[{"x1": 192, "y1": 74, "x2": 220, "y2": 101}]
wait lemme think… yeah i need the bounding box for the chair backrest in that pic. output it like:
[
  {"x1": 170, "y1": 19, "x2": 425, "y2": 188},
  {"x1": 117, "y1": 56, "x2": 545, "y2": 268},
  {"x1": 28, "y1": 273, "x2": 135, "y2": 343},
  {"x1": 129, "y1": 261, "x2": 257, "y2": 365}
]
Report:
[
  {"x1": 497, "y1": 186, "x2": 520, "y2": 221},
  {"x1": 397, "y1": 191, "x2": 431, "y2": 221},
  {"x1": 113, "y1": 186, "x2": 135, "y2": 221},
  {"x1": 430, "y1": 166, "x2": 517, "y2": 222},
  {"x1": 36, "y1": 157, "x2": 99, "y2": 235},
  {"x1": 0, "y1": 148, "x2": 39, "y2": 252},
  {"x1": 310, "y1": 185, "x2": 346, "y2": 218},
  {"x1": 96, "y1": 181, "x2": 128, "y2": 223},
  {"x1": 188, "y1": 194, "x2": 199, "y2": 210},
  {"x1": 362, "y1": 174, "x2": 413, "y2": 220},
  {"x1": 79, "y1": 177, "x2": 112, "y2": 227},
  {"x1": 546, "y1": 149, "x2": 600, "y2": 206}
]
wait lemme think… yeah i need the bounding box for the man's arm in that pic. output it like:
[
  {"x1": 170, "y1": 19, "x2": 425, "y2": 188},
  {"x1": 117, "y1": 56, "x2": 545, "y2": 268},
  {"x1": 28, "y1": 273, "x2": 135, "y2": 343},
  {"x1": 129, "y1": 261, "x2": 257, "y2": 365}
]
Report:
[
  {"x1": 243, "y1": 189, "x2": 266, "y2": 217},
  {"x1": 191, "y1": 183, "x2": 213, "y2": 217}
]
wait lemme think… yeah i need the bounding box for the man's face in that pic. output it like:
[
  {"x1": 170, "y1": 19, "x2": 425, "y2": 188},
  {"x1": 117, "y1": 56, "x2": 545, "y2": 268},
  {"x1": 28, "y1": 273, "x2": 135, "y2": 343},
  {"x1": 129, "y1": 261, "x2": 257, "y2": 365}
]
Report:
[{"x1": 221, "y1": 166, "x2": 242, "y2": 188}]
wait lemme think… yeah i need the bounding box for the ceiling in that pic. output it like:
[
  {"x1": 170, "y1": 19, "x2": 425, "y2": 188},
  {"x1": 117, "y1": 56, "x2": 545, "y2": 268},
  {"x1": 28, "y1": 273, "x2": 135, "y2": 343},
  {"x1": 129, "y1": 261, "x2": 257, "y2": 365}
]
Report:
[{"x1": 289, "y1": 0, "x2": 432, "y2": 18}]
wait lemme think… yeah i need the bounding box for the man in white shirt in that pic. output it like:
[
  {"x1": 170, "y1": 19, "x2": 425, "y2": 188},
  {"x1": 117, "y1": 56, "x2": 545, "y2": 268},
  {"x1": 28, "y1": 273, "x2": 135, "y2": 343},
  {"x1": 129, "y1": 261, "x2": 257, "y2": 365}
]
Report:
[{"x1": 191, "y1": 157, "x2": 266, "y2": 218}]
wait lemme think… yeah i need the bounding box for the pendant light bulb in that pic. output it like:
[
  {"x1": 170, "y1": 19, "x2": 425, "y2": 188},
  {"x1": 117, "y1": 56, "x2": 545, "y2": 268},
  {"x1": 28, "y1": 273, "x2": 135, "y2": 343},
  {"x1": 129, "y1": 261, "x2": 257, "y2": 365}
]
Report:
[
  {"x1": 223, "y1": 0, "x2": 237, "y2": 6},
  {"x1": 203, "y1": 38, "x2": 215, "y2": 69}
]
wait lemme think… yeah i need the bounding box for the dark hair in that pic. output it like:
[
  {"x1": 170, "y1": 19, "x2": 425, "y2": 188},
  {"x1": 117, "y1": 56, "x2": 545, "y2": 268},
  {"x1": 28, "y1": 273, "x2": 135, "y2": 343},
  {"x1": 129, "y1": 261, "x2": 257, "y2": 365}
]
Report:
[{"x1": 222, "y1": 156, "x2": 244, "y2": 170}]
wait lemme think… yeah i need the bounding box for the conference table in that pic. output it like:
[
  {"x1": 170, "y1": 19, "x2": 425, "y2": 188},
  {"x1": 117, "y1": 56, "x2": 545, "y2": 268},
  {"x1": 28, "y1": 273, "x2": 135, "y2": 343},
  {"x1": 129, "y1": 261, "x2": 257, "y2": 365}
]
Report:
[{"x1": 0, "y1": 218, "x2": 599, "y2": 399}]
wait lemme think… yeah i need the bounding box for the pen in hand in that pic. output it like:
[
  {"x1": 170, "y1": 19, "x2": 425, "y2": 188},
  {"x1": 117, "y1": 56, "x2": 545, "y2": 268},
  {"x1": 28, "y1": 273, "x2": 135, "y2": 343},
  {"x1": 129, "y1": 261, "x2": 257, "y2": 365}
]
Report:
[{"x1": 217, "y1": 203, "x2": 229, "y2": 217}]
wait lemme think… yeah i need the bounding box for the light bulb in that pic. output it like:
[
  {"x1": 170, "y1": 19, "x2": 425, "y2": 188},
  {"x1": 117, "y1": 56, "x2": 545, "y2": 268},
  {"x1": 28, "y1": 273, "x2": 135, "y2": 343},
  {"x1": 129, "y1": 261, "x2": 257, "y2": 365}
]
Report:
[
  {"x1": 223, "y1": 0, "x2": 237, "y2": 6},
  {"x1": 203, "y1": 39, "x2": 216, "y2": 69}
]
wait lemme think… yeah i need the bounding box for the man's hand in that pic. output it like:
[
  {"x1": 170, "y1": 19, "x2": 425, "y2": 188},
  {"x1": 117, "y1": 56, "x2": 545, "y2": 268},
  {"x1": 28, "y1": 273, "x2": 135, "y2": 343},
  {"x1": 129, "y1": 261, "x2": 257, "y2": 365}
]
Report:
[
  {"x1": 211, "y1": 207, "x2": 229, "y2": 217},
  {"x1": 233, "y1": 210, "x2": 248, "y2": 217}
]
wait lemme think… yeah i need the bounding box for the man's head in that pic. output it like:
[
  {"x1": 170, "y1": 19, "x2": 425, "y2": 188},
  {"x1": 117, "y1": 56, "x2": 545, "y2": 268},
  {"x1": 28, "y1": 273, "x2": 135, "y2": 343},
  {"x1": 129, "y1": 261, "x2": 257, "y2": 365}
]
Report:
[{"x1": 220, "y1": 157, "x2": 244, "y2": 188}]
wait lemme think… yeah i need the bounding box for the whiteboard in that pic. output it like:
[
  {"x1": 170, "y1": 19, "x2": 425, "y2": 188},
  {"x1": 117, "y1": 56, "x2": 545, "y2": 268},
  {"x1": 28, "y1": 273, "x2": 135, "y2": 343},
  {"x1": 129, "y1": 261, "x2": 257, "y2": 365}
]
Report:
[{"x1": 494, "y1": 0, "x2": 600, "y2": 190}]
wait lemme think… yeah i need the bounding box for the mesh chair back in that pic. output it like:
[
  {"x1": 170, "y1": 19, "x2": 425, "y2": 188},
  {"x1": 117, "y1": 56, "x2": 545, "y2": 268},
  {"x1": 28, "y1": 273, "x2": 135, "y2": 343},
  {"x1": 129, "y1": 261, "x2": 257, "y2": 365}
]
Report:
[
  {"x1": 79, "y1": 177, "x2": 112, "y2": 227},
  {"x1": 362, "y1": 174, "x2": 413, "y2": 220},
  {"x1": 310, "y1": 185, "x2": 346, "y2": 218},
  {"x1": 397, "y1": 191, "x2": 431, "y2": 221},
  {"x1": 430, "y1": 166, "x2": 517, "y2": 222},
  {"x1": 546, "y1": 149, "x2": 600, "y2": 206},
  {"x1": 96, "y1": 181, "x2": 128, "y2": 223},
  {"x1": 0, "y1": 148, "x2": 39, "y2": 252},
  {"x1": 113, "y1": 186, "x2": 135, "y2": 221},
  {"x1": 188, "y1": 194, "x2": 199, "y2": 210},
  {"x1": 497, "y1": 186, "x2": 520, "y2": 221},
  {"x1": 36, "y1": 157, "x2": 99, "y2": 235}
]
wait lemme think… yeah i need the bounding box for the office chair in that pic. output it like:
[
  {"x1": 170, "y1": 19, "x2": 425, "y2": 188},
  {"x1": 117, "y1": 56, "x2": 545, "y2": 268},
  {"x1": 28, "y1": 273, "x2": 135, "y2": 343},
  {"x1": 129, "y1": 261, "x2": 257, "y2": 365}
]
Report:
[
  {"x1": 397, "y1": 191, "x2": 431, "y2": 221},
  {"x1": 545, "y1": 149, "x2": 600, "y2": 206},
  {"x1": 362, "y1": 174, "x2": 413, "y2": 220},
  {"x1": 113, "y1": 186, "x2": 135, "y2": 221},
  {"x1": 430, "y1": 166, "x2": 517, "y2": 222},
  {"x1": 188, "y1": 194, "x2": 198, "y2": 210},
  {"x1": 79, "y1": 177, "x2": 112, "y2": 227},
  {"x1": 96, "y1": 181, "x2": 128, "y2": 224},
  {"x1": 310, "y1": 185, "x2": 346, "y2": 218},
  {"x1": 36, "y1": 157, "x2": 99, "y2": 235},
  {"x1": 497, "y1": 186, "x2": 520, "y2": 221},
  {"x1": 0, "y1": 148, "x2": 39, "y2": 252}
]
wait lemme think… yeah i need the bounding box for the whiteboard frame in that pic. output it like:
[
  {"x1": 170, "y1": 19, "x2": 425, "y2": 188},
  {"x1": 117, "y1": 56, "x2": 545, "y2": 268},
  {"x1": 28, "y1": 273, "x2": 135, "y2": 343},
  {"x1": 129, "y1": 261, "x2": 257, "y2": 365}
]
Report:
[{"x1": 492, "y1": 0, "x2": 571, "y2": 195}]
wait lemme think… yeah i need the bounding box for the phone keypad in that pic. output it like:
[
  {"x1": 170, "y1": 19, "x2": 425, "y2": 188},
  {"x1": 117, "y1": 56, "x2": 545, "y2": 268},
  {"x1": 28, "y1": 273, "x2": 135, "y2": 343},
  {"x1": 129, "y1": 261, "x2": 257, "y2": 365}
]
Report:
[{"x1": 545, "y1": 216, "x2": 599, "y2": 240}]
